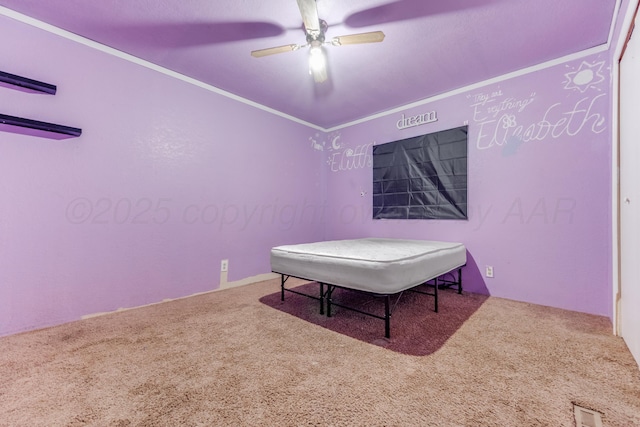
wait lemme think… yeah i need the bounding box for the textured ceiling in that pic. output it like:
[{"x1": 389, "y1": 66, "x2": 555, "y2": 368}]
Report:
[{"x1": 0, "y1": 0, "x2": 618, "y2": 129}]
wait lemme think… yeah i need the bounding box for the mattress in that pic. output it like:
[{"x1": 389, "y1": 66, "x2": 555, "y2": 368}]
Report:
[{"x1": 270, "y1": 238, "x2": 466, "y2": 294}]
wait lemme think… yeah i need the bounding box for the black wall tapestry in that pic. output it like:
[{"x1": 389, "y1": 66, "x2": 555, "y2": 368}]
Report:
[{"x1": 373, "y1": 125, "x2": 468, "y2": 220}]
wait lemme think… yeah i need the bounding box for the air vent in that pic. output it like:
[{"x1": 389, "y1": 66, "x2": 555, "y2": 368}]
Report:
[{"x1": 573, "y1": 404, "x2": 603, "y2": 427}]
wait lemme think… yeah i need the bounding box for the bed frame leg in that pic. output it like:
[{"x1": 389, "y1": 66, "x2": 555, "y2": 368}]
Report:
[
  {"x1": 385, "y1": 295, "x2": 391, "y2": 338},
  {"x1": 458, "y1": 268, "x2": 463, "y2": 294},
  {"x1": 434, "y1": 277, "x2": 439, "y2": 313},
  {"x1": 280, "y1": 274, "x2": 286, "y2": 301},
  {"x1": 319, "y1": 282, "x2": 325, "y2": 315},
  {"x1": 326, "y1": 285, "x2": 333, "y2": 317}
]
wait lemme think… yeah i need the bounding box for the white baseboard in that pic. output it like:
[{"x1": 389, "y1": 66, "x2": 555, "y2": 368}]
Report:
[{"x1": 82, "y1": 273, "x2": 279, "y2": 320}]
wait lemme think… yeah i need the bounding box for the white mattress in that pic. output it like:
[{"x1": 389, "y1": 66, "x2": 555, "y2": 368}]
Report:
[{"x1": 270, "y1": 238, "x2": 466, "y2": 294}]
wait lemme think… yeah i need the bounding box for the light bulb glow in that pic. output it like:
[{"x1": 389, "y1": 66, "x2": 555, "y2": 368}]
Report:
[{"x1": 308, "y1": 47, "x2": 325, "y2": 72}]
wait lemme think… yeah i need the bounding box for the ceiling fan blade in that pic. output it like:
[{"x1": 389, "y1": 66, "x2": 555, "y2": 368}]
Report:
[
  {"x1": 94, "y1": 22, "x2": 285, "y2": 48},
  {"x1": 251, "y1": 44, "x2": 301, "y2": 58},
  {"x1": 344, "y1": 0, "x2": 502, "y2": 28},
  {"x1": 296, "y1": 0, "x2": 321, "y2": 36},
  {"x1": 331, "y1": 31, "x2": 386, "y2": 46}
]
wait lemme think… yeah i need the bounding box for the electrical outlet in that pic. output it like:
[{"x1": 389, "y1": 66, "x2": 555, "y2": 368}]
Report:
[
  {"x1": 221, "y1": 259, "x2": 228, "y2": 272},
  {"x1": 485, "y1": 266, "x2": 494, "y2": 278}
]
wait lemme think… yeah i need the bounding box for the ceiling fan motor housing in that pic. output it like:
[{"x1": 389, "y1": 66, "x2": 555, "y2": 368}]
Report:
[{"x1": 304, "y1": 19, "x2": 328, "y2": 43}]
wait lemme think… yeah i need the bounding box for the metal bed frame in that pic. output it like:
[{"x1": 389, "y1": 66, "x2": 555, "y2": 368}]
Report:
[{"x1": 276, "y1": 267, "x2": 463, "y2": 338}]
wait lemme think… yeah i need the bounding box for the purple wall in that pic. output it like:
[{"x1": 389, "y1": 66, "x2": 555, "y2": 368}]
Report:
[
  {"x1": 0, "y1": 16, "x2": 325, "y2": 336},
  {"x1": 0, "y1": 11, "x2": 617, "y2": 337},
  {"x1": 320, "y1": 53, "x2": 612, "y2": 317}
]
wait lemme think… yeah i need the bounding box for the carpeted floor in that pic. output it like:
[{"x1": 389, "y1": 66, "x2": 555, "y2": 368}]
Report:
[{"x1": 1, "y1": 278, "x2": 639, "y2": 426}]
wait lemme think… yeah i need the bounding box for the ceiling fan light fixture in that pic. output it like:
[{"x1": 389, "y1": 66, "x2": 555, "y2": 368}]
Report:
[
  {"x1": 251, "y1": 1, "x2": 385, "y2": 84},
  {"x1": 310, "y1": 66, "x2": 328, "y2": 83},
  {"x1": 308, "y1": 47, "x2": 327, "y2": 83},
  {"x1": 309, "y1": 44, "x2": 322, "y2": 55},
  {"x1": 308, "y1": 45, "x2": 325, "y2": 68}
]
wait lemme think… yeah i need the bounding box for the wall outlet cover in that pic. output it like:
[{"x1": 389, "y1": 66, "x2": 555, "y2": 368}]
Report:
[{"x1": 485, "y1": 266, "x2": 494, "y2": 278}]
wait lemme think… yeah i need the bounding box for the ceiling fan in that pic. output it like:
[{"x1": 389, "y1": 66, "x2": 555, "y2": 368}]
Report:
[{"x1": 250, "y1": 0, "x2": 385, "y2": 83}]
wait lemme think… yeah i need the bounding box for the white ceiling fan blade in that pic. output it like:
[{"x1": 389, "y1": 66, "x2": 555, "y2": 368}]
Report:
[
  {"x1": 331, "y1": 31, "x2": 385, "y2": 46},
  {"x1": 251, "y1": 44, "x2": 300, "y2": 58},
  {"x1": 296, "y1": 0, "x2": 321, "y2": 36}
]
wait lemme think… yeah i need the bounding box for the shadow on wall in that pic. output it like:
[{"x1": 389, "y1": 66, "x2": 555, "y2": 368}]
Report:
[{"x1": 463, "y1": 250, "x2": 490, "y2": 295}]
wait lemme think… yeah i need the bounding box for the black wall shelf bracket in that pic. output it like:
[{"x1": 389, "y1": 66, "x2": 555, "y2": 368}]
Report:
[
  {"x1": 0, "y1": 113, "x2": 82, "y2": 137},
  {"x1": 0, "y1": 70, "x2": 57, "y2": 94}
]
